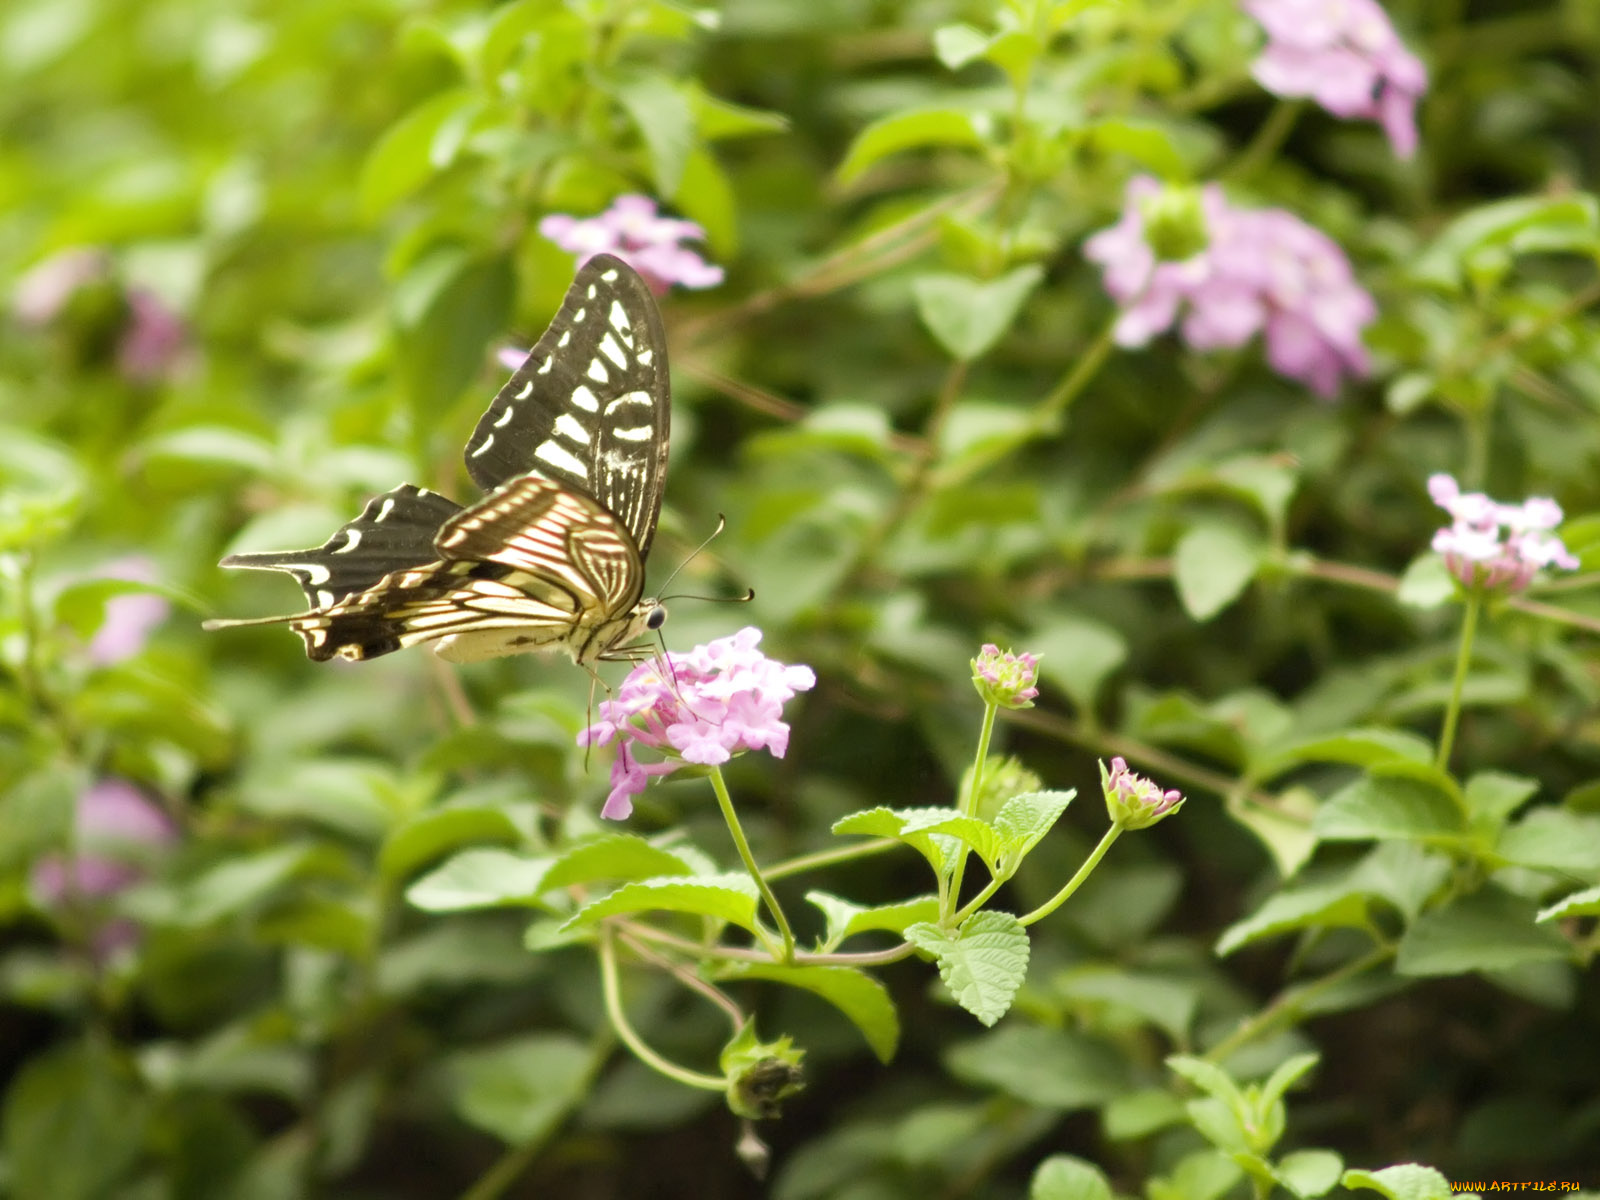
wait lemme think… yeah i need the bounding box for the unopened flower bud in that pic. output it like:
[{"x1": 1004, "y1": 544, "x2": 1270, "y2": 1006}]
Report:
[
  {"x1": 971, "y1": 644, "x2": 1040, "y2": 710},
  {"x1": 1101, "y1": 756, "x2": 1184, "y2": 830}
]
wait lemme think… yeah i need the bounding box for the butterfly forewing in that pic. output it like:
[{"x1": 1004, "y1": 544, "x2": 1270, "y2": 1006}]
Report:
[
  {"x1": 212, "y1": 254, "x2": 671, "y2": 667},
  {"x1": 463, "y1": 253, "x2": 670, "y2": 557}
]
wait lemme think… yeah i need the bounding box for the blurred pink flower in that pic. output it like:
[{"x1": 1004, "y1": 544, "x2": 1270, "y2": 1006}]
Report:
[
  {"x1": 86, "y1": 556, "x2": 170, "y2": 665},
  {"x1": 1244, "y1": 0, "x2": 1427, "y2": 158},
  {"x1": 578, "y1": 627, "x2": 815, "y2": 819},
  {"x1": 539, "y1": 194, "x2": 724, "y2": 293},
  {"x1": 1084, "y1": 177, "x2": 1377, "y2": 398},
  {"x1": 1428, "y1": 474, "x2": 1580, "y2": 593},
  {"x1": 11, "y1": 248, "x2": 188, "y2": 383},
  {"x1": 31, "y1": 779, "x2": 177, "y2": 957}
]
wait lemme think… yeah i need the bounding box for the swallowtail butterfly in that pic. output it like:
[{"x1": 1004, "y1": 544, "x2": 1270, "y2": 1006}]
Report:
[{"x1": 206, "y1": 254, "x2": 671, "y2": 665}]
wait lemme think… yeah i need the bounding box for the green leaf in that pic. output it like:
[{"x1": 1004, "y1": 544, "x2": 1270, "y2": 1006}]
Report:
[
  {"x1": 1537, "y1": 882, "x2": 1600, "y2": 922},
  {"x1": 541, "y1": 834, "x2": 695, "y2": 890},
  {"x1": 932, "y1": 23, "x2": 993, "y2": 69},
  {"x1": 446, "y1": 1034, "x2": 592, "y2": 1145},
  {"x1": 1055, "y1": 966, "x2": 1201, "y2": 1042},
  {"x1": 806, "y1": 891, "x2": 940, "y2": 950},
  {"x1": 377, "y1": 807, "x2": 521, "y2": 884},
  {"x1": 563, "y1": 873, "x2": 760, "y2": 932},
  {"x1": 1103, "y1": 1088, "x2": 1186, "y2": 1140},
  {"x1": 138, "y1": 426, "x2": 277, "y2": 475},
  {"x1": 1216, "y1": 880, "x2": 1373, "y2": 956},
  {"x1": 396, "y1": 251, "x2": 514, "y2": 419},
  {"x1": 993, "y1": 789, "x2": 1075, "y2": 864},
  {"x1": 945, "y1": 1025, "x2": 1127, "y2": 1109},
  {"x1": 836, "y1": 108, "x2": 987, "y2": 185},
  {"x1": 717, "y1": 963, "x2": 899, "y2": 1061},
  {"x1": 156, "y1": 845, "x2": 314, "y2": 927},
  {"x1": 1253, "y1": 728, "x2": 1434, "y2": 781},
  {"x1": 1495, "y1": 808, "x2": 1600, "y2": 874},
  {"x1": 1028, "y1": 612, "x2": 1127, "y2": 714},
  {"x1": 1314, "y1": 771, "x2": 1467, "y2": 843},
  {"x1": 912, "y1": 265, "x2": 1044, "y2": 362},
  {"x1": 833, "y1": 806, "x2": 962, "y2": 874},
  {"x1": 1395, "y1": 888, "x2": 1571, "y2": 976},
  {"x1": 1463, "y1": 770, "x2": 1538, "y2": 829},
  {"x1": 1275, "y1": 1149, "x2": 1344, "y2": 1199},
  {"x1": 360, "y1": 88, "x2": 479, "y2": 217},
  {"x1": 1396, "y1": 554, "x2": 1456, "y2": 608},
  {"x1": 688, "y1": 86, "x2": 788, "y2": 140},
  {"x1": 404, "y1": 849, "x2": 554, "y2": 912},
  {"x1": 616, "y1": 73, "x2": 695, "y2": 198},
  {"x1": 1342, "y1": 1163, "x2": 1457, "y2": 1200},
  {"x1": 1174, "y1": 524, "x2": 1264, "y2": 621},
  {"x1": 906, "y1": 911, "x2": 1029, "y2": 1026},
  {"x1": 1087, "y1": 117, "x2": 1187, "y2": 176},
  {"x1": 1030, "y1": 1155, "x2": 1114, "y2": 1200},
  {"x1": 2, "y1": 1041, "x2": 149, "y2": 1200},
  {"x1": 676, "y1": 145, "x2": 737, "y2": 255},
  {"x1": 899, "y1": 809, "x2": 1001, "y2": 871}
]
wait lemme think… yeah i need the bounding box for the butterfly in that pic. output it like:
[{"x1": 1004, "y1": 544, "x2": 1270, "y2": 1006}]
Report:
[{"x1": 206, "y1": 253, "x2": 671, "y2": 666}]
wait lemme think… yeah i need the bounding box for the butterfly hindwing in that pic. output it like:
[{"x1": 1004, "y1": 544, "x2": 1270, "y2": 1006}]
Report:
[
  {"x1": 463, "y1": 253, "x2": 670, "y2": 557},
  {"x1": 219, "y1": 484, "x2": 463, "y2": 610}
]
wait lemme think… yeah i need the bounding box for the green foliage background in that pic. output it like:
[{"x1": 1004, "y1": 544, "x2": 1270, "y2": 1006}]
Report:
[{"x1": 4, "y1": 0, "x2": 1600, "y2": 1197}]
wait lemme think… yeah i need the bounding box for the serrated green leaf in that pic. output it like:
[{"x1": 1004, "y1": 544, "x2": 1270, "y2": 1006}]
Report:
[
  {"x1": 836, "y1": 108, "x2": 986, "y2": 185},
  {"x1": 541, "y1": 834, "x2": 694, "y2": 890},
  {"x1": 899, "y1": 810, "x2": 1001, "y2": 870},
  {"x1": 563, "y1": 873, "x2": 760, "y2": 932},
  {"x1": 993, "y1": 789, "x2": 1075, "y2": 863},
  {"x1": 405, "y1": 849, "x2": 554, "y2": 912},
  {"x1": 833, "y1": 806, "x2": 960, "y2": 874},
  {"x1": 717, "y1": 963, "x2": 899, "y2": 1061},
  {"x1": 907, "y1": 911, "x2": 1029, "y2": 1026},
  {"x1": 912, "y1": 265, "x2": 1044, "y2": 362},
  {"x1": 1174, "y1": 524, "x2": 1264, "y2": 621},
  {"x1": 806, "y1": 891, "x2": 939, "y2": 950}
]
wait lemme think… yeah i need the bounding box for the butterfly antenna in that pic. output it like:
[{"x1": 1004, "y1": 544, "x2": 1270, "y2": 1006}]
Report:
[{"x1": 652, "y1": 514, "x2": 733, "y2": 599}]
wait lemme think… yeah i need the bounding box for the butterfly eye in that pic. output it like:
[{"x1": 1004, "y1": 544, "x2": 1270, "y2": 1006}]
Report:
[{"x1": 646, "y1": 605, "x2": 668, "y2": 631}]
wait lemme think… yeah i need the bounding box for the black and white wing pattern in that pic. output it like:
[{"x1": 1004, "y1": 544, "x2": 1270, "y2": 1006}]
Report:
[
  {"x1": 464, "y1": 253, "x2": 670, "y2": 556},
  {"x1": 207, "y1": 254, "x2": 672, "y2": 666}
]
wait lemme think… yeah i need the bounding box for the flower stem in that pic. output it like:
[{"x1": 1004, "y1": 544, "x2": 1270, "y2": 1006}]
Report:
[
  {"x1": 945, "y1": 701, "x2": 999, "y2": 920},
  {"x1": 597, "y1": 927, "x2": 726, "y2": 1092},
  {"x1": 765, "y1": 837, "x2": 898, "y2": 882},
  {"x1": 1019, "y1": 824, "x2": 1122, "y2": 926},
  {"x1": 709, "y1": 766, "x2": 795, "y2": 962},
  {"x1": 1436, "y1": 590, "x2": 1482, "y2": 773}
]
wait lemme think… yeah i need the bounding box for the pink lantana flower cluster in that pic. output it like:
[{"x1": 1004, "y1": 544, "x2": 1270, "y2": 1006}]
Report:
[
  {"x1": 539, "y1": 194, "x2": 724, "y2": 293},
  {"x1": 1245, "y1": 0, "x2": 1427, "y2": 159},
  {"x1": 1084, "y1": 176, "x2": 1377, "y2": 398},
  {"x1": 579, "y1": 627, "x2": 816, "y2": 820},
  {"x1": 1428, "y1": 474, "x2": 1581, "y2": 594}
]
